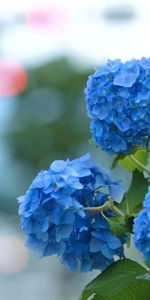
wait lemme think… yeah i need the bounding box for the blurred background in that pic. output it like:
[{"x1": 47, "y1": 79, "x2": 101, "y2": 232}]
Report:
[{"x1": 0, "y1": 0, "x2": 149, "y2": 299}]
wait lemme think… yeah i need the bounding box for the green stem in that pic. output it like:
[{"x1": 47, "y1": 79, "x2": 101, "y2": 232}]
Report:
[
  {"x1": 129, "y1": 154, "x2": 150, "y2": 176},
  {"x1": 83, "y1": 197, "x2": 124, "y2": 218},
  {"x1": 108, "y1": 197, "x2": 125, "y2": 217}
]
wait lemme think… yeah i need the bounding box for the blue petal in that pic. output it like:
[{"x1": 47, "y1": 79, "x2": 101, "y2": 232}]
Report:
[
  {"x1": 55, "y1": 224, "x2": 73, "y2": 242},
  {"x1": 44, "y1": 241, "x2": 65, "y2": 256},
  {"x1": 61, "y1": 210, "x2": 75, "y2": 224},
  {"x1": 110, "y1": 134, "x2": 127, "y2": 152},
  {"x1": 67, "y1": 177, "x2": 83, "y2": 189},
  {"x1": 61, "y1": 254, "x2": 78, "y2": 272},
  {"x1": 51, "y1": 208, "x2": 63, "y2": 225},
  {"x1": 99, "y1": 243, "x2": 114, "y2": 259},
  {"x1": 80, "y1": 258, "x2": 92, "y2": 272},
  {"x1": 50, "y1": 160, "x2": 67, "y2": 172},
  {"x1": 109, "y1": 183, "x2": 124, "y2": 203},
  {"x1": 106, "y1": 232, "x2": 122, "y2": 249},
  {"x1": 89, "y1": 238, "x2": 104, "y2": 253}
]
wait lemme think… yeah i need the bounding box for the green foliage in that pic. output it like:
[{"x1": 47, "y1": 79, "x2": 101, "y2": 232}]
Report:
[
  {"x1": 7, "y1": 58, "x2": 91, "y2": 172},
  {"x1": 119, "y1": 170, "x2": 149, "y2": 216},
  {"x1": 137, "y1": 274, "x2": 150, "y2": 281},
  {"x1": 119, "y1": 149, "x2": 148, "y2": 172},
  {"x1": 111, "y1": 148, "x2": 148, "y2": 172},
  {"x1": 111, "y1": 153, "x2": 124, "y2": 169},
  {"x1": 80, "y1": 259, "x2": 150, "y2": 300},
  {"x1": 103, "y1": 215, "x2": 128, "y2": 237}
]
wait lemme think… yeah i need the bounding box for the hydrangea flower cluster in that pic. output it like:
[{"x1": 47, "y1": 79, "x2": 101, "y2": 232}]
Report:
[
  {"x1": 133, "y1": 187, "x2": 150, "y2": 262},
  {"x1": 19, "y1": 153, "x2": 125, "y2": 272},
  {"x1": 85, "y1": 57, "x2": 150, "y2": 154}
]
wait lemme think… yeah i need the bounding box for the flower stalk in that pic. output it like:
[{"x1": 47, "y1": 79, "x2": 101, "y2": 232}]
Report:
[
  {"x1": 84, "y1": 197, "x2": 124, "y2": 217},
  {"x1": 129, "y1": 154, "x2": 150, "y2": 176}
]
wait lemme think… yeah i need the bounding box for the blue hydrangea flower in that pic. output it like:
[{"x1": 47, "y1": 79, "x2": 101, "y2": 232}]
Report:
[
  {"x1": 133, "y1": 187, "x2": 150, "y2": 262},
  {"x1": 85, "y1": 57, "x2": 150, "y2": 154},
  {"x1": 18, "y1": 153, "x2": 125, "y2": 272}
]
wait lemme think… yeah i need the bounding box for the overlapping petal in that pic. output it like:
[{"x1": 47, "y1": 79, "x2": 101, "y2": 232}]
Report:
[
  {"x1": 19, "y1": 154, "x2": 125, "y2": 272},
  {"x1": 85, "y1": 58, "x2": 150, "y2": 154}
]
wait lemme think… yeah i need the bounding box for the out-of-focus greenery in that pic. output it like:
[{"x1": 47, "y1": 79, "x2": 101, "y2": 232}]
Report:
[
  {"x1": 3, "y1": 58, "x2": 93, "y2": 213},
  {"x1": 7, "y1": 58, "x2": 91, "y2": 170}
]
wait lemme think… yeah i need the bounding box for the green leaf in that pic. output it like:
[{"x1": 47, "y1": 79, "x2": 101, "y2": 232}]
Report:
[
  {"x1": 111, "y1": 148, "x2": 149, "y2": 172},
  {"x1": 91, "y1": 296, "x2": 104, "y2": 300},
  {"x1": 118, "y1": 149, "x2": 148, "y2": 172},
  {"x1": 80, "y1": 259, "x2": 150, "y2": 300},
  {"x1": 111, "y1": 154, "x2": 124, "y2": 170},
  {"x1": 133, "y1": 149, "x2": 149, "y2": 171},
  {"x1": 137, "y1": 274, "x2": 150, "y2": 281},
  {"x1": 119, "y1": 170, "x2": 148, "y2": 216},
  {"x1": 119, "y1": 156, "x2": 137, "y2": 172},
  {"x1": 104, "y1": 216, "x2": 128, "y2": 237}
]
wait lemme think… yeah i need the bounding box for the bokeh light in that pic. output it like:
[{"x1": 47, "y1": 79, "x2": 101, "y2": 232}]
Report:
[
  {"x1": 26, "y1": 5, "x2": 68, "y2": 35},
  {"x1": 0, "y1": 60, "x2": 28, "y2": 97},
  {"x1": 0, "y1": 236, "x2": 29, "y2": 273},
  {"x1": 21, "y1": 88, "x2": 64, "y2": 125}
]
